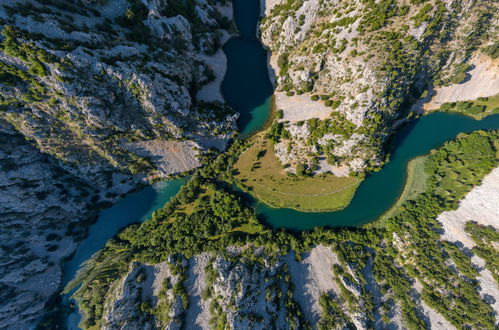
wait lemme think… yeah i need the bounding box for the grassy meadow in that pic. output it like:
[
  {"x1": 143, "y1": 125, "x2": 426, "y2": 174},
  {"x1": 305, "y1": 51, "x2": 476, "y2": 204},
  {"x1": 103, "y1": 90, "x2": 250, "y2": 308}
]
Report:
[
  {"x1": 376, "y1": 156, "x2": 428, "y2": 225},
  {"x1": 233, "y1": 134, "x2": 361, "y2": 212}
]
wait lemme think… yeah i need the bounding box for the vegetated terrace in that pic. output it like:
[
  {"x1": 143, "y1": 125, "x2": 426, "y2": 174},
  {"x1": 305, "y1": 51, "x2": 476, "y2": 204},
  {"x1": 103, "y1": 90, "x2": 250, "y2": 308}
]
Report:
[
  {"x1": 233, "y1": 133, "x2": 361, "y2": 212},
  {"x1": 437, "y1": 93, "x2": 499, "y2": 120}
]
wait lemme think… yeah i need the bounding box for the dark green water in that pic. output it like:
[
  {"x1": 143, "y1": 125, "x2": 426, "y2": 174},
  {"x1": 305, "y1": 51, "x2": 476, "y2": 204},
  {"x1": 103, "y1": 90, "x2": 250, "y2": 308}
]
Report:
[
  {"x1": 221, "y1": 0, "x2": 274, "y2": 137},
  {"x1": 257, "y1": 113, "x2": 499, "y2": 230},
  {"x1": 63, "y1": 179, "x2": 187, "y2": 285},
  {"x1": 220, "y1": 0, "x2": 499, "y2": 230}
]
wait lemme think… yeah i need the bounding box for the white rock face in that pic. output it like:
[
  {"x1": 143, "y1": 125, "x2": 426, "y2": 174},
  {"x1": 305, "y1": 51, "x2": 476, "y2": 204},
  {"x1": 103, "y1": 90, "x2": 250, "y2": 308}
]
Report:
[
  {"x1": 184, "y1": 252, "x2": 212, "y2": 329},
  {"x1": 424, "y1": 54, "x2": 499, "y2": 111},
  {"x1": 437, "y1": 166, "x2": 499, "y2": 323},
  {"x1": 0, "y1": 124, "x2": 101, "y2": 329},
  {"x1": 275, "y1": 91, "x2": 331, "y2": 122},
  {"x1": 0, "y1": 0, "x2": 237, "y2": 327},
  {"x1": 438, "y1": 167, "x2": 499, "y2": 249},
  {"x1": 286, "y1": 245, "x2": 340, "y2": 323},
  {"x1": 125, "y1": 140, "x2": 201, "y2": 176}
]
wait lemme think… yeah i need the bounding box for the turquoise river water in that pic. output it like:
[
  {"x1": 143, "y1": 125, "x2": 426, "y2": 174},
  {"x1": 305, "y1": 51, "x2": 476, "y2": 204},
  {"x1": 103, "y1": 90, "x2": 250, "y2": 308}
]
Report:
[
  {"x1": 63, "y1": 0, "x2": 499, "y2": 326},
  {"x1": 63, "y1": 179, "x2": 186, "y2": 328},
  {"x1": 257, "y1": 112, "x2": 499, "y2": 230}
]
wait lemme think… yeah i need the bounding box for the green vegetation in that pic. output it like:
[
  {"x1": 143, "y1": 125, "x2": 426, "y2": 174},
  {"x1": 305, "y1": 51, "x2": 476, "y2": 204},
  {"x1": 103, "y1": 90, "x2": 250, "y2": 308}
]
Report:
[
  {"x1": 0, "y1": 26, "x2": 59, "y2": 105},
  {"x1": 438, "y1": 94, "x2": 499, "y2": 120},
  {"x1": 411, "y1": 3, "x2": 433, "y2": 27},
  {"x1": 307, "y1": 115, "x2": 356, "y2": 143},
  {"x1": 1, "y1": 26, "x2": 55, "y2": 76},
  {"x1": 483, "y1": 42, "x2": 499, "y2": 59},
  {"x1": 318, "y1": 293, "x2": 353, "y2": 330},
  {"x1": 441, "y1": 241, "x2": 479, "y2": 280},
  {"x1": 234, "y1": 134, "x2": 361, "y2": 212},
  {"x1": 384, "y1": 130, "x2": 498, "y2": 328},
  {"x1": 358, "y1": 0, "x2": 398, "y2": 32},
  {"x1": 67, "y1": 129, "x2": 499, "y2": 329},
  {"x1": 116, "y1": 0, "x2": 151, "y2": 42},
  {"x1": 465, "y1": 221, "x2": 499, "y2": 283},
  {"x1": 266, "y1": 120, "x2": 291, "y2": 144}
]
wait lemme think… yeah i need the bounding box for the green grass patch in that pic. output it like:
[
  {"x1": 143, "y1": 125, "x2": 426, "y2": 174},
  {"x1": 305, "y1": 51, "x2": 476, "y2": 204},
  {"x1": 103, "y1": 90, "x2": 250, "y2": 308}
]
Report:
[
  {"x1": 438, "y1": 94, "x2": 499, "y2": 120},
  {"x1": 231, "y1": 222, "x2": 266, "y2": 235},
  {"x1": 173, "y1": 186, "x2": 214, "y2": 216},
  {"x1": 234, "y1": 134, "x2": 361, "y2": 212}
]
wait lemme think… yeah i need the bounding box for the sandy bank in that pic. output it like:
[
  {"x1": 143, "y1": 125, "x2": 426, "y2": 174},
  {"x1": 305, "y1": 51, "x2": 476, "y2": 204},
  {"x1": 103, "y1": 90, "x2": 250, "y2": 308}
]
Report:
[
  {"x1": 260, "y1": 0, "x2": 283, "y2": 16},
  {"x1": 196, "y1": 49, "x2": 228, "y2": 103}
]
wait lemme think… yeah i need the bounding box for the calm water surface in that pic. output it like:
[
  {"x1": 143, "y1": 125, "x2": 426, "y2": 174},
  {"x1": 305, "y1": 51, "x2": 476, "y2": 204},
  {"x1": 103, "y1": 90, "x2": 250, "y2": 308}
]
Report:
[
  {"x1": 257, "y1": 113, "x2": 499, "y2": 230},
  {"x1": 63, "y1": 178, "x2": 186, "y2": 329},
  {"x1": 222, "y1": 0, "x2": 274, "y2": 137},
  {"x1": 63, "y1": 178, "x2": 187, "y2": 285}
]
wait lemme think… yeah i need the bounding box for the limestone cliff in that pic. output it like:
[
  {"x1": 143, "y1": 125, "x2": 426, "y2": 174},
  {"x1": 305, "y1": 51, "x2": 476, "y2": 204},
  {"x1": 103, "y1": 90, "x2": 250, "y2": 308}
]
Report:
[
  {"x1": 260, "y1": 0, "x2": 498, "y2": 173},
  {"x1": 0, "y1": 0, "x2": 235, "y2": 327}
]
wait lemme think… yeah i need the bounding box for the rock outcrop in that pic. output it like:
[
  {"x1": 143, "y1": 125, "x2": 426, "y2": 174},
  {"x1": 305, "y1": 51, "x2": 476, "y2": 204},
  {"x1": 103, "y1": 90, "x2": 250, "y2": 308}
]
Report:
[
  {"x1": 0, "y1": 0, "x2": 236, "y2": 327},
  {"x1": 260, "y1": 0, "x2": 498, "y2": 173}
]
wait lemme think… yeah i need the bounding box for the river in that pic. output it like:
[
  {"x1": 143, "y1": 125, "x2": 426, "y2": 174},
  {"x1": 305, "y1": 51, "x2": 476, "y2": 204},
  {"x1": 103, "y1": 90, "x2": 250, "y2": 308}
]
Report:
[
  {"x1": 63, "y1": 0, "x2": 499, "y2": 326},
  {"x1": 63, "y1": 178, "x2": 187, "y2": 328},
  {"x1": 257, "y1": 112, "x2": 499, "y2": 230},
  {"x1": 220, "y1": 0, "x2": 499, "y2": 229},
  {"x1": 64, "y1": 0, "x2": 499, "y2": 282},
  {"x1": 221, "y1": 0, "x2": 274, "y2": 137},
  {"x1": 64, "y1": 0, "x2": 273, "y2": 291}
]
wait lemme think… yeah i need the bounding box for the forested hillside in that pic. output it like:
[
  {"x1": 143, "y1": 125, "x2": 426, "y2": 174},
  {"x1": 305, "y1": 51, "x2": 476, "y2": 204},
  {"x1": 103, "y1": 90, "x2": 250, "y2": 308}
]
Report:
[{"x1": 260, "y1": 0, "x2": 498, "y2": 174}]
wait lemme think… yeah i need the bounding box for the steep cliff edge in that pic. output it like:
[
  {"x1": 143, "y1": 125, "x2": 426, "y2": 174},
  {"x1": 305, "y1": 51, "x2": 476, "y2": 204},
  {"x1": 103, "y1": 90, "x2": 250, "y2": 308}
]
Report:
[
  {"x1": 0, "y1": 0, "x2": 235, "y2": 327},
  {"x1": 0, "y1": 0, "x2": 237, "y2": 180}
]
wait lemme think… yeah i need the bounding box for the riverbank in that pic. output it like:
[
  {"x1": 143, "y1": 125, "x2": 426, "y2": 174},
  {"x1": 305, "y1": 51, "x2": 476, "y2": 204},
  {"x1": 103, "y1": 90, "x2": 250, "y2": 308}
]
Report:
[
  {"x1": 434, "y1": 94, "x2": 499, "y2": 120},
  {"x1": 62, "y1": 178, "x2": 187, "y2": 329},
  {"x1": 67, "y1": 127, "x2": 499, "y2": 330},
  {"x1": 373, "y1": 156, "x2": 428, "y2": 226},
  {"x1": 234, "y1": 132, "x2": 361, "y2": 212}
]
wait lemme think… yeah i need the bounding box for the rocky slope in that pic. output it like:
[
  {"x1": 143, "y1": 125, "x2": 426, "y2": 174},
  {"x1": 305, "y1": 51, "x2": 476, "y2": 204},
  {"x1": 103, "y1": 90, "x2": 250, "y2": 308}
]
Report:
[
  {"x1": 93, "y1": 182, "x2": 499, "y2": 330},
  {"x1": 0, "y1": 0, "x2": 236, "y2": 327},
  {"x1": 0, "y1": 0, "x2": 237, "y2": 179},
  {"x1": 260, "y1": 0, "x2": 498, "y2": 173},
  {"x1": 69, "y1": 130, "x2": 499, "y2": 330}
]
